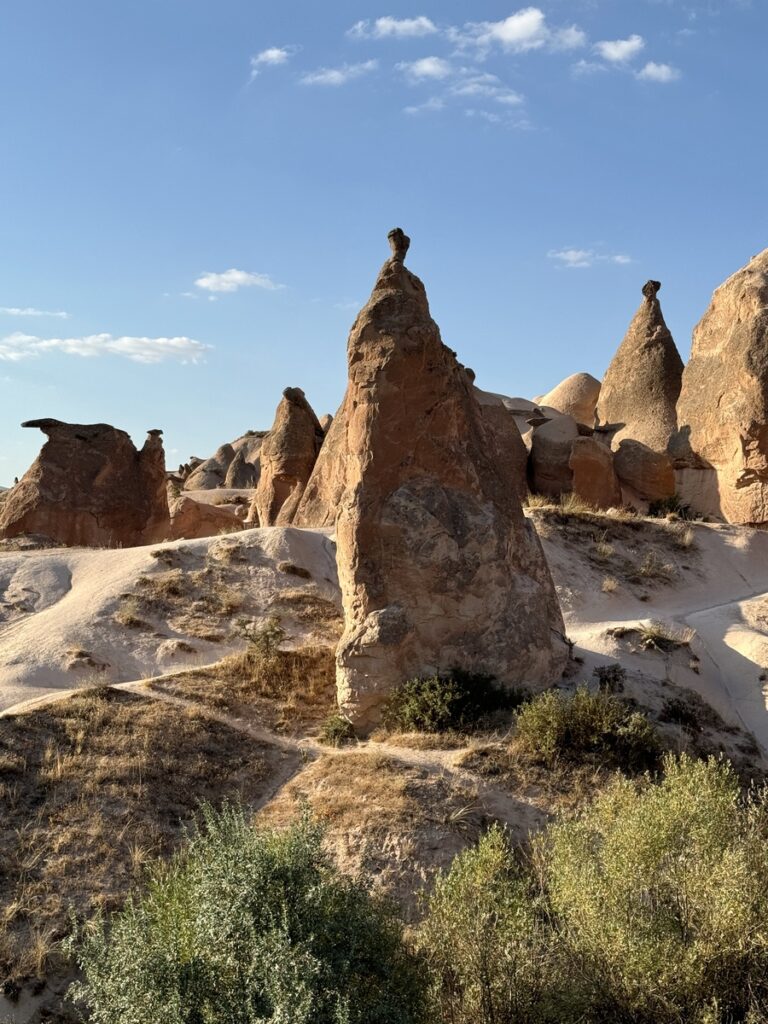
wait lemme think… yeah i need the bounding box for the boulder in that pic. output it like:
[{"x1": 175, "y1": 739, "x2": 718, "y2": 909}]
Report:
[
  {"x1": 472, "y1": 388, "x2": 530, "y2": 495},
  {"x1": 184, "y1": 443, "x2": 235, "y2": 490},
  {"x1": 0, "y1": 420, "x2": 171, "y2": 547},
  {"x1": 569, "y1": 436, "x2": 622, "y2": 509},
  {"x1": 250, "y1": 388, "x2": 325, "y2": 527},
  {"x1": 613, "y1": 439, "x2": 676, "y2": 504},
  {"x1": 536, "y1": 372, "x2": 601, "y2": 428},
  {"x1": 319, "y1": 414, "x2": 334, "y2": 433},
  {"x1": 675, "y1": 249, "x2": 768, "y2": 523},
  {"x1": 530, "y1": 415, "x2": 579, "y2": 497},
  {"x1": 224, "y1": 449, "x2": 258, "y2": 489},
  {"x1": 598, "y1": 281, "x2": 684, "y2": 453},
  {"x1": 169, "y1": 495, "x2": 242, "y2": 540},
  {"x1": 332, "y1": 229, "x2": 568, "y2": 728}
]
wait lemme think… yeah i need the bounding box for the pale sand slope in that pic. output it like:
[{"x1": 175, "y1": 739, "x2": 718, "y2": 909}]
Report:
[
  {"x1": 0, "y1": 527, "x2": 338, "y2": 713},
  {"x1": 541, "y1": 520, "x2": 768, "y2": 752}
]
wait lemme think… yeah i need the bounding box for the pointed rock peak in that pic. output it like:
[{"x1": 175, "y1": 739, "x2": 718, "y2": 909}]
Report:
[
  {"x1": 642, "y1": 279, "x2": 661, "y2": 302},
  {"x1": 282, "y1": 386, "x2": 312, "y2": 408},
  {"x1": 387, "y1": 227, "x2": 410, "y2": 263}
]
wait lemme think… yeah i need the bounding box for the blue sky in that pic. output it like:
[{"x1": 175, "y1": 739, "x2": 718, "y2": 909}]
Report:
[{"x1": 0, "y1": 0, "x2": 765, "y2": 482}]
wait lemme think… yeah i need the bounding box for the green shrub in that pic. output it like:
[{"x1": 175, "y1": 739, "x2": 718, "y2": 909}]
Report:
[
  {"x1": 67, "y1": 805, "x2": 427, "y2": 1024},
  {"x1": 515, "y1": 686, "x2": 660, "y2": 772},
  {"x1": 235, "y1": 615, "x2": 288, "y2": 659},
  {"x1": 320, "y1": 713, "x2": 356, "y2": 747},
  {"x1": 544, "y1": 754, "x2": 768, "y2": 1023},
  {"x1": 419, "y1": 825, "x2": 570, "y2": 1024},
  {"x1": 382, "y1": 671, "x2": 524, "y2": 734},
  {"x1": 592, "y1": 662, "x2": 626, "y2": 693}
]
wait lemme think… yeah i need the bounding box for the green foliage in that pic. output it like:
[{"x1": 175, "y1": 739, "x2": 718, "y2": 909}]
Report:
[
  {"x1": 419, "y1": 825, "x2": 570, "y2": 1024},
  {"x1": 649, "y1": 493, "x2": 694, "y2": 519},
  {"x1": 592, "y1": 662, "x2": 626, "y2": 693},
  {"x1": 544, "y1": 754, "x2": 768, "y2": 1023},
  {"x1": 382, "y1": 671, "x2": 524, "y2": 734},
  {"x1": 320, "y1": 713, "x2": 356, "y2": 747},
  {"x1": 67, "y1": 805, "x2": 427, "y2": 1024},
  {"x1": 235, "y1": 615, "x2": 288, "y2": 659},
  {"x1": 515, "y1": 686, "x2": 660, "y2": 772}
]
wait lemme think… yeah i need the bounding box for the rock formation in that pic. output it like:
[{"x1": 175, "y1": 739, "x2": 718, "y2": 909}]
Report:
[
  {"x1": 597, "y1": 281, "x2": 683, "y2": 503},
  {"x1": 676, "y1": 249, "x2": 768, "y2": 523},
  {"x1": 250, "y1": 388, "x2": 325, "y2": 527},
  {"x1": 184, "y1": 443, "x2": 235, "y2": 490},
  {"x1": 536, "y1": 372, "x2": 601, "y2": 428},
  {"x1": 169, "y1": 495, "x2": 242, "y2": 540},
  {"x1": 472, "y1": 389, "x2": 530, "y2": 496},
  {"x1": 530, "y1": 415, "x2": 580, "y2": 497},
  {"x1": 0, "y1": 420, "x2": 171, "y2": 547},
  {"x1": 224, "y1": 449, "x2": 258, "y2": 489},
  {"x1": 569, "y1": 436, "x2": 622, "y2": 509},
  {"x1": 319, "y1": 414, "x2": 334, "y2": 433},
  {"x1": 330, "y1": 229, "x2": 568, "y2": 728}
]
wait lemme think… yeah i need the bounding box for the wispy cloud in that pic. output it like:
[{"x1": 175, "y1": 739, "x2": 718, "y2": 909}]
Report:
[
  {"x1": 637, "y1": 61, "x2": 681, "y2": 82},
  {"x1": 450, "y1": 72, "x2": 523, "y2": 105},
  {"x1": 404, "y1": 96, "x2": 446, "y2": 115},
  {"x1": 249, "y1": 46, "x2": 298, "y2": 80},
  {"x1": 0, "y1": 332, "x2": 211, "y2": 364},
  {"x1": 0, "y1": 306, "x2": 70, "y2": 320},
  {"x1": 548, "y1": 248, "x2": 632, "y2": 269},
  {"x1": 451, "y1": 8, "x2": 586, "y2": 55},
  {"x1": 194, "y1": 269, "x2": 285, "y2": 293},
  {"x1": 397, "y1": 56, "x2": 453, "y2": 82},
  {"x1": 348, "y1": 16, "x2": 438, "y2": 40},
  {"x1": 594, "y1": 34, "x2": 645, "y2": 63},
  {"x1": 300, "y1": 60, "x2": 378, "y2": 86}
]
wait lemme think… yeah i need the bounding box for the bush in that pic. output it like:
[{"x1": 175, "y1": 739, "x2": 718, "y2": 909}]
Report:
[
  {"x1": 544, "y1": 754, "x2": 768, "y2": 1023},
  {"x1": 67, "y1": 805, "x2": 427, "y2": 1024},
  {"x1": 419, "y1": 825, "x2": 569, "y2": 1024},
  {"x1": 515, "y1": 686, "x2": 660, "y2": 772},
  {"x1": 382, "y1": 671, "x2": 524, "y2": 734},
  {"x1": 235, "y1": 615, "x2": 288, "y2": 659},
  {"x1": 320, "y1": 713, "x2": 356, "y2": 747}
]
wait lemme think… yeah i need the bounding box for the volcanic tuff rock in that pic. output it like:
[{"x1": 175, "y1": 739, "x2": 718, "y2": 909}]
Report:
[
  {"x1": 330, "y1": 229, "x2": 568, "y2": 728},
  {"x1": 536, "y1": 372, "x2": 601, "y2": 428},
  {"x1": 530, "y1": 414, "x2": 580, "y2": 498},
  {"x1": 319, "y1": 414, "x2": 334, "y2": 433},
  {"x1": 472, "y1": 388, "x2": 530, "y2": 496},
  {"x1": 598, "y1": 281, "x2": 684, "y2": 452},
  {"x1": 569, "y1": 436, "x2": 622, "y2": 510},
  {"x1": 674, "y1": 250, "x2": 768, "y2": 523},
  {"x1": 169, "y1": 495, "x2": 243, "y2": 540},
  {"x1": 183, "y1": 443, "x2": 235, "y2": 490},
  {"x1": 0, "y1": 420, "x2": 171, "y2": 547},
  {"x1": 250, "y1": 388, "x2": 325, "y2": 527},
  {"x1": 224, "y1": 449, "x2": 258, "y2": 489}
]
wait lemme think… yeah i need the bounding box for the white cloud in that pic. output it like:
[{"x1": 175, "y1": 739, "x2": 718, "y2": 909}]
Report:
[
  {"x1": 397, "y1": 56, "x2": 452, "y2": 81},
  {"x1": 548, "y1": 248, "x2": 633, "y2": 269},
  {"x1": 194, "y1": 269, "x2": 284, "y2": 293},
  {"x1": 450, "y1": 73, "x2": 523, "y2": 105},
  {"x1": 637, "y1": 61, "x2": 681, "y2": 82},
  {"x1": 300, "y1": 60, "x2": 378, "y2": 86},
  {"x1": 249, "y1": 46, "x2": 296, "y2": 79},
  {"x1": 404, "y1": 96, "x2": 446, "y2": 114},
  {"x1": 0, "y1": 332, "x2": 211, "y2": 365},
  {"x1": 453, "y1": 8, "x2": 586, "y2": 55},
  {"x1": 571, "y1": 58, "x2": 608, "y2": 76},
  {"x1": 0, "y1": 306, "x2": 70, "y2": 319},
  {"x1": 348, "y1": 16, "x2": 437, "y2": 39},
  {"x1": 594, "y1": 34, "x2": 645, "y2": 62}
]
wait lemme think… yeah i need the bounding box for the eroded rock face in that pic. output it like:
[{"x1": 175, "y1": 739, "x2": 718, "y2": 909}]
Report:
[
  {"x1": 472, "y1": 388, "x2": 530, "y2": 496},
  {"x1": 0, "y1": 420, "x2": 171, "y2": 547},
  {"x1": 224, "y1": 449, "x2": 258, "y2": 489},
  {"x1": 250, "y1": 388, "x2": 324, "y2": 527},
  {"x1": 184, "y1": 443, "x2": 235, "y2": 490},
  {"x1": 530, "y1": 415, "x2": 580, "y2": 498},
  {"x1": 332, "y1": 230, "x2": 568, "y2": 728},
  {"x1": 676, "y1": 250, "x2": 768, "y2": 523},
  {"x1": 169, "y1": 495, "x2": 242, "y2": 540},
  {"x1": 597, "y1": 281, "x2": 683, "y2": 502},
  {"x1": 536, "y1": 372, "x2": 601, "y2": 428},
  {"x1": 569, "y1": 436, "x2": 622, "y2": 510}
]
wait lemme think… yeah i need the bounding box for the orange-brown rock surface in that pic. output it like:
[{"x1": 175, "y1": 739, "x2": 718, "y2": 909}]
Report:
[
  {"x1": 250, "y1": 388, "x2": 324, "y2": 527},
  {"x1": 569, "y1": 436, "x2": 622, "y2": 509},
  {"x1": 597, "y1": 281, "x2": 683, "y2": 502},
  {"x1": 169, "y1": 495, "x2": 243, "y2": 540},
  {"x1": 331, "y1": 229, "x2": 568, "y2": 728},
  {"x1": 676, "y1": 249, "x2": 768, "y2": 523},
  {"x1": 536, "y1": 372, "x2": 601, "y2": 427},
  {"x1": 0, "y1": 420, "x2": 171, "y2": 547}
]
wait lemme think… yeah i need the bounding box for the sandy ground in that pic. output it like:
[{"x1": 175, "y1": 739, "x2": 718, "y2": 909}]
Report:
[
  {"x1": 0, "y1": 526, "x2": 338, "y2": 713},
  {"x1": 542, "y1": 520, "x2": 768, "y2": 752},
  {"x1": 5, "y1": 516, "x2": 768, "y2": 752}
]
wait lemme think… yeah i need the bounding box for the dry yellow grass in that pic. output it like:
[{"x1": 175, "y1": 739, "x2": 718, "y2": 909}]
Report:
[
  {"x1": 0, "y1": 687, "x2": 275, "y2": 985},
  {"x1": 158, "y1": 645, "x2": 337, "y2": 734}
]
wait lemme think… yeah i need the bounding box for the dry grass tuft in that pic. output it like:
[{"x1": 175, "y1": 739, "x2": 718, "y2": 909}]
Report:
[
  {"x1": 601, "y1": 575, "x2": 619, "y2": 594},
  {"x1": 159, "y1": 645, "x2": 337, "y2": 734},
  {"x1": 0, "y1": 687, "x2": 274, "y2": 985}
]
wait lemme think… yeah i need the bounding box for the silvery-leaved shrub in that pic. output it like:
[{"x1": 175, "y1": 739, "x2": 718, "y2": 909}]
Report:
[{"x1": 66, "y1": 804, "x2": 427, "y2": 1024}]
